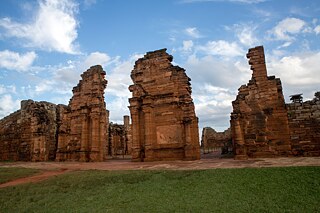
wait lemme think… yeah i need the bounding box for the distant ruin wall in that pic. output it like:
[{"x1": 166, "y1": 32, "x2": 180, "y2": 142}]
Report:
[
  {"x1": 231, "y1": 46, "x2": 319, "y2": 159},
  {"x1": 201, "y1": 127, "x2": 231, "y2": 153},
  {"x1": 129, "y1": 49, "x2": 200, "y2": 161},
  {"x1": 108, "y1": 116, "x2": 132, "y2": 157},
  {"x1": 0, "y1": 100, "x2": 58, "y2": 161}
]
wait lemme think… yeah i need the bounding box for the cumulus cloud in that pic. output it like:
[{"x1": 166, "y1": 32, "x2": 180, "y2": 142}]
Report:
[
  {"x1": 197, "y1": 40, "x2": 245, "y2": 57},
  {"x1": 185, "y1": 27, "x2": 201, "y2": 38},
  {"x1": 0, "y1": 94, "x2": 20, "y2": 118},
  {"x1": 0, "y1": 0, "x2": 79, "y2": 54},
  {"x1": 268, "y1": 51, "x2": 320, "y2": 101},
  {"x1": 105, "y1": 54, "x2": 143, "y2": 122},
  {"x1": 268, "y1": 17, "x2": 307, "y2": 41},
  {"x1": 181, "y1": 53, "x2": 250, "y2": 131},
  {"x1": 232, "y1": 24, "x2": 259, "y2": 47},
  {"x1": 84, "y1": 52, "x2": 111, "y2": 69},
  {"x1": 0, "y1": 50, "x2": 37, "y2": 71},
  {"x1": 181, "y1": 40, "x2": 194, "y2": 52},
  {"x1": 194, "y1": 84, "x2": 235, "y2": 131}
]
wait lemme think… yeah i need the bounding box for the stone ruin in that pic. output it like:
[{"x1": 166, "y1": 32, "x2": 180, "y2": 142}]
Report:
[
  {"x1": 0, "y1": 65, "x2": 110, "y2": 162},
  {"x1": 201, "y1": 127, "x2": 232, "y2": 154},
  {"x1": 129, "y1": 49, "x2": 200, "y2": 161},
  {"x1": 0, "y1": 50, "x2": 200, "y2": 162},
  {"x1": 56, "y1": 65, "x2": 109, "y2": 161},
  {"x1": 108, "y1": 115, "x2": 132, "y2": 157},
  {"x1": 0, "y1": 100, "x2": 58, "y2": 161},
  {"x1": 1, "y1": 46, "x2": 318, "y2": 162},
  {"x1": 231, "y1": 46, "x2": 320, "y2": 159}
]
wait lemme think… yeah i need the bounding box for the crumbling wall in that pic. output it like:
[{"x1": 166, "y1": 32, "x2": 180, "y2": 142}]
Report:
[
  {"x1": 231, "y1": 46, "x2": 291, "y2": 159},
  {"x1": 287, "y1": 94, "x2": 320, "y2": 156},
  {"x1": 0, "y1": 100, "x2": 58, "y2": 161},
  {"x1": 56, "y1": 65, "x2": 109, "y2": 162},
  {"x1": 201, "y1": 127, "x2": 231, "y2": 153},
  {"x1": 129, "y1": 49, "x2": 200, "y2": 161}
]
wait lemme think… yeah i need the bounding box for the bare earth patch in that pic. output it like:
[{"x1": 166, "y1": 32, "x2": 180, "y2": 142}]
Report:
[{"x1": 0, "y1": 157, "x2": 319, "y2": 188}]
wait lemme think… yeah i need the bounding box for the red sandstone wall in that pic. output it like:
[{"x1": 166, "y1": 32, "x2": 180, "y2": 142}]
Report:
[
  {"x1": 0, "y1": 100, "x2": 58, "y2": 161},
  {"x1": 56, "y1": 65, "x2": 108, "y2": 162},
  {"x1": 231, "y1": 46, "x2": 291, "y2": 159},
  {"x1": 129, "y1": 49, "x2": 200, "y2": 161},
  {"x1": 287, "y1": 96, "x2": 320, "y2": 156}
]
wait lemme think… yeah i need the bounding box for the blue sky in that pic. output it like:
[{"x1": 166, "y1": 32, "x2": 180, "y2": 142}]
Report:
[{"x1": 0, "y1": 0, "x2": 319, "y2": 132}]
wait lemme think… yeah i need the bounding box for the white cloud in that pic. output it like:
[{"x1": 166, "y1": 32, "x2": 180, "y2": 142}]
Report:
[
  {"x1": 84, "y1": 52, "x2": 111, "y2": 69},
  {"x1": 228, "y1": 23, "x2": 259, "y2": 47},
  {"x1": 0, "y1": 0, "x2": 79, "y2": 54},
  {"x1": 0, "y1": 50, "x2": 37, "y2": 71},
  {"x1": 0, "y1": 94, "x2": 20, "y2": 118},
  {"x1": 314, "y1": 25, "x2": 320, "y2": 35},
  {"x1": 268, "y1": 17, "x2": 307, "y2": 41},
  {"x1": 197, "y1": 40, "x2": 244, "y2": 57},
  {"x1": 185, "y1": 27, "x2": 201, "y2": 38},
  {"x1": 268, "y1": 51, "x2": 320, "y2": 101},
  {"x1": 181, "y1": 40, "x2": 194, "y2": 52},
  {"x1": 277, "y1": 41, "x2": 292, "y2": 49}
]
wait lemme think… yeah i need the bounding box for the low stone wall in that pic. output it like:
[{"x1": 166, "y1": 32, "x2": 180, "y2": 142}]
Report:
[{"x1": 287, "y1": 97, "x2": 320, "y2": 156}]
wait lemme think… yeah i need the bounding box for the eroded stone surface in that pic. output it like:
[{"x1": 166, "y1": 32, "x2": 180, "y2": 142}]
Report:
[
  {"x1": 56, "y1": 65, "x2": 108, "y2": 162},
  {"x1": 128, "y1": 49, "x2": 200, "y2": 161},
  {"x1": 231, "y1": 46, "x2": 291, "y2": 159}
]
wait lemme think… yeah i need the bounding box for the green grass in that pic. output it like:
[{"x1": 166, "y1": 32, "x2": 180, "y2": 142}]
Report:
[
  {"x1": 0, "y1": 167, "x2": 319, "y2": 212},
  {"x1": 0, "y1": 167, "x2": 39, "y2": 184}
]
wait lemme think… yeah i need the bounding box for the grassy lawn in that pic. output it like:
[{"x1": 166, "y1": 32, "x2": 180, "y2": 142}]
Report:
[
  {"x1": 0, "y1": 167, "x2": 39, "y2": 184},
  {"x1": 0, "y1": 166, "x2": 319, "y2": 212}
]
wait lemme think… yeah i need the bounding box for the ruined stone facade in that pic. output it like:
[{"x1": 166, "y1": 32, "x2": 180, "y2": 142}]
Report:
[
  {"x1": 231, "y1": 46, "x2": 320, "y2": 159},
  {"x1": 0, "y1": 100, "x2": 58, "y2": 161},
  {"x1": 201, "y1": 127, "x2": 231, "y2": 154},
  {"x1": 287, "y1": 94, "x2": 320, "y2": 156},
  {"x1": 129, "y1": 49, "x2": 200, "y2": 161},
  {"x1": 56, "y1": 65, "x2": 108, "y2": 162},
  {"x1": 108, "y1": 116, "x2": 132, "y2": 157}
]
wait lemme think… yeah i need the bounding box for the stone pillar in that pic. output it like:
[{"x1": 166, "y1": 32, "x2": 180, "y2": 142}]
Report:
[
  {"x1": 80, "y1": 113, "x2": 89, "y2": 161},
  {"x1": 90, "y1": 113, "x2": 100, "y2": 161},
  {"x1": 143, "y1": 104, "x2": 155, "y2": 161},
  {"x1": 131, "y1": 110, "x2": 141, "y2": 161}
]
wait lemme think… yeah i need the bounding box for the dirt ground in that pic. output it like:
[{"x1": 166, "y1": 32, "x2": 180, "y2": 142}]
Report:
[{"x1": 1, "y1": 154, "x2": 319, "y2": 188}]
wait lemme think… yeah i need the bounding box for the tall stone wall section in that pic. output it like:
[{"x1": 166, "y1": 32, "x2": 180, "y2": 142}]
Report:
[
  {"x1": 231, "y1": 46, "x2": 291, "y2": 159},
  {"x1": 0, "y1": 100, "x2": 58, "y2": 161},
  {"x1": 129, "y1": 49, "x2": 200, "y2": 161},
  {"x1": 201, "y1": 127, "x2": 231, "y2": 153},
  {"x1": 287, "y1": 95, "x2": 320, "y2": 156},
  {"x1": 56, "y1": 65, "x2": 108, "y2": 162}
]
